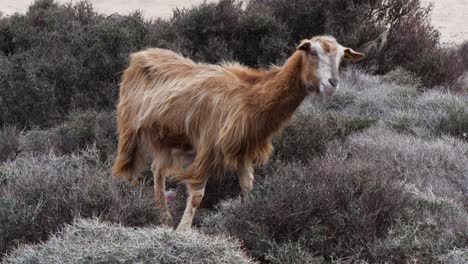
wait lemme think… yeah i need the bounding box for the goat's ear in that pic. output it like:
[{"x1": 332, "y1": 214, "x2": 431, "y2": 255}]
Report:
[
  {"x1": 297, "y1": 39, "x2": 311, "y2": 51},
  {"x1": 343, "y1": 48, "x2": 365, "y2": 62}
]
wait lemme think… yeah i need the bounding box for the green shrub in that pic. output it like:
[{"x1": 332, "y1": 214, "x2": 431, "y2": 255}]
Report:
[
  {"x1": 0, "y1": 147, "x2": 161, "y2": 257},
  {"x1": 3, "y1": 218, "x2": 255, "y2": 264}
]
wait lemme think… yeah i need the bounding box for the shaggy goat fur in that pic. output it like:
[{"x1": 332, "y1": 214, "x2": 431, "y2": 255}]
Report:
[{"x1": 112, "y1": 36, "x2": 364, "y2": 229}]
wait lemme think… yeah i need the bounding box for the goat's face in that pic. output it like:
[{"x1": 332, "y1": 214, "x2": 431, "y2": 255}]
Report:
[{"x1": 297, "y1": 36, "x2": 365, "y2": 96}]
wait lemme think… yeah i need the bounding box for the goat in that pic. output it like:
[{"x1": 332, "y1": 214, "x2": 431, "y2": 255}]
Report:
[{"x1": 112, "y1": 36, "x2": 365, "y2": 230}]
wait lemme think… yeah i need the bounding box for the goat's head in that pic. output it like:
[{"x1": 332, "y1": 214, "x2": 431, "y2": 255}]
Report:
[{"x1": 297, "y1": 36, "x2": 365, "y2": 96}]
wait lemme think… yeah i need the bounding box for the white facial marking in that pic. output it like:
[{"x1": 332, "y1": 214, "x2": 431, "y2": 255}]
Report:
[
  {"x1": 311, "y1": 41, "x2": 328, "y2": 94},
  {"x1": 309, "y1": 38, "x2": 346, "y2": 96}
]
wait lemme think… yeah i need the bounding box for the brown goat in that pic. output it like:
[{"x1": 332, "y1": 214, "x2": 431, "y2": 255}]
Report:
[{"x1": 112, "y1": 36, "x2": 365, "y2": 229}]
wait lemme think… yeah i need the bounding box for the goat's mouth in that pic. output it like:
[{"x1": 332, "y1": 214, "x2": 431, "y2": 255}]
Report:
[{"x1": 320, "y1": 83, "x2": 336, "y2": 96}]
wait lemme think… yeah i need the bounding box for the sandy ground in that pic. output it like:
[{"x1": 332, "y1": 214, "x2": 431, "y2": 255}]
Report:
[
  {"x1": 1, "y1": 0, "x2": 467, "y2": 44},
  {"x1": 422, "y1": 0, "x2": 468, "y2": 44}
]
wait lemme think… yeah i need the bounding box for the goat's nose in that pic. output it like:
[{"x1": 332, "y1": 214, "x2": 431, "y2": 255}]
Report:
[{"x1": 328, "y1": 77, "x2": 339, "y2": 87}]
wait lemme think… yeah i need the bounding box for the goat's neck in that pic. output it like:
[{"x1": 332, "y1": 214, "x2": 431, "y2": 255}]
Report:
[{"x1": 252, "y1": 51, "x2": 308, "y2": 133}]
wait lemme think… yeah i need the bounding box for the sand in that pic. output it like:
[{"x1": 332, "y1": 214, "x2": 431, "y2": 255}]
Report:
[{"x1": 1, "y1": 0, "x2": 467, "y2": 44}]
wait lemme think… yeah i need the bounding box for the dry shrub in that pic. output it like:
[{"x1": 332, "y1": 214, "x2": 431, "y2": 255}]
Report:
[
  {"x1": 416, "y1": 47, "x2": 466, "y2": 88},
  {"x1": 400, "y1": 91, "x2": 468, "y2": 139},
  {"x1": 3, "y1": 218, "x2": 255, "y2": 264},
  {"x1": 461, "y1": 41, "x2": 468, "y2": 70},
  {"x1": 265, "y1": 242, "x2": 324, "y2": 264},
  {"x1": 314, "y1": 69, "x2": 468, "y2": 141},
  {"x1": 272, "y1": 106, "x2": 376, "y2": 162},
  {"x1": 0, "y1": 125, "x2": 20, "y2": 162},
  {"x1": 437, "y1": 249, "x2": 468, "y2": 264},
  {"x1": 382, "y1": 66, "x2": 423, "y2": 89},
  {"x1": 327, "y1": 126, "x2": 468, "y2": 206},
  {"x1": 0, "y1": 147, "x2": 161, "y2": 258},
  {"x1": 202, "y1": 127, "x2": 468, "y2": 262},
  {"x1": 203, "y1": 160, "x2": 409, "y2": 261},
  {"x1": 94, "y1": 111, "x2": 117, "y2": 159}
]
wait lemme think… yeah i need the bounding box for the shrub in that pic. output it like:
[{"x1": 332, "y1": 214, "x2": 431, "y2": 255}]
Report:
[
  {"x1": 437, "y1": 249, "x2": 468, "y2": 264},
  {"x1": 272, "y1": 107, "x2": 376, "y2": 162},
  {"x1": 382, "y1": 66, "x2": 423, "y2": 89},
  {"x1": 94, "y1": 111, "x2": 117, "y2": 159},
  {"x1": 412, "y1": 91, "x2": 468, "y2": 139},
  {"x1": 0, "y1": 147, "x2": 161, "y2": 258},
  {"x1": 203, "y1": 160, "x2": 409, "y2": 260},
  {"x1": 265, "y1": 242, "x2": 324, "y2": 264},
  {"x1": 19, "y1": 128, "x2": 57, "y2": 155},
  {"x1": 315, "y1": 69, "x2": 468, "y2": 140},
  {"x1": 0, "y1": 0, "x2": 154, "y2": 126},
  {"x1": 60, "y1": 110, "x2": 97, "y2": 151},
  {"x1": 327, "y1": 126, "x2": 468, "y2": 206},
  {"x1": 3, "y1": 218, "x2": 255, "y2": 264},
  {"x1": 19, "y1": 111, "x2": 98, "y2": 155},
  {"x1": 0, "y1": 125, "x2": 20, "y2": 162},
  {"x1": 165, "y1": 0, "x2": 289, "y2": 66},
  {"x1": 249, "y1": 0, "x2": 460, "y2": 86},
  {"x1": 461, "y1": 41, "x2": 468, "y2": 70},
  {"x1": 415, "y1": 47, "x2": 466, "y2": 87},
  {"x1": 203, "y1": 126, "x2": 468, "y2": 262}
]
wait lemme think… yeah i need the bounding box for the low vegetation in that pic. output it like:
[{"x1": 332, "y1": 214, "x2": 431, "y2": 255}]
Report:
[
  {"x1": 3, "y1": 218, "x2": 254, "y2": 264},
  {"x1": 1, "y1": 0, "x2": 467, "y2": 263},
  {"x1": 0, "y1": 148, "x2": 160, "y2": 257}
]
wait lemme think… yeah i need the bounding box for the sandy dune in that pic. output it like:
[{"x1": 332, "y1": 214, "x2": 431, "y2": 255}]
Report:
[{"x1": 1, "y1": 0, "x2": 467, "y2": 44}]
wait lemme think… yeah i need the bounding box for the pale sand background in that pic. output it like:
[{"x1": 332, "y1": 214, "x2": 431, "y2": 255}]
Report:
[{"x1": 1, "y1": 0, "x2": 467, "y2": 44}]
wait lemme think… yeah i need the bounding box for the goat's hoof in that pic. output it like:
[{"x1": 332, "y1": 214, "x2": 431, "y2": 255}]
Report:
[
  {"x1": 175, "y1": 223, "x2": 191, "y2": 231},
  {"x1": 161, "y1": 211, "x2": 173, "y2": 223}
]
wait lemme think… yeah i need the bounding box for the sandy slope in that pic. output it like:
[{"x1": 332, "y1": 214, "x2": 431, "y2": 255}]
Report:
[{"x1": 1, "y1": 0, "x2": 467, "y2": 44}]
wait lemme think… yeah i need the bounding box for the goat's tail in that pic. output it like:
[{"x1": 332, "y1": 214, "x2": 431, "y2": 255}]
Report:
[{"x1": 112, "y1": 126, "x2": 145, "y2": 184}]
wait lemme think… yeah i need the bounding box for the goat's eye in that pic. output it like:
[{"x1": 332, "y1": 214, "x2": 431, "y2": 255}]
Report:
[{"x1": 309, "y1": 50, "x2": 318, "y2": 56}]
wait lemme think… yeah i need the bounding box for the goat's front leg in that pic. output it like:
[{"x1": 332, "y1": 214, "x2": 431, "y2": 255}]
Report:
[
  {"x1": 176, "y1": 180, "x2": 206, "y2": 230},
  {"x1": 238, "y1": 163, "x2": 254, "y2": 202}
]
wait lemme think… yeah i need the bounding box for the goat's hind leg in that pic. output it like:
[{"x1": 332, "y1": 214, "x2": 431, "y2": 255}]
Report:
[
  {"x1": 151, "y1": 153, "x2": 174, "y2": 224},
  {"x1": 239, "y1": 163, "x2": 254, "y2": 202}
]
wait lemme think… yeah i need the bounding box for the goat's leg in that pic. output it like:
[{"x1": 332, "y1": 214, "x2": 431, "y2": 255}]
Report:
[
  {"x1": 151, "y1": 156, "x2": 173, "y2": 223},
  {"x1": 176, "y1": 180, "x2": 206, "y2": 230},
  {"x1": 239, "y1": 163, "x2": 254, "y2": 202}
]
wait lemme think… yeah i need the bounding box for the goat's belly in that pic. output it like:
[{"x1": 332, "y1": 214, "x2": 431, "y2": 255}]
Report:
[{"x1": 159, "y1": 134, "x2": 193, "y2": 151}]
